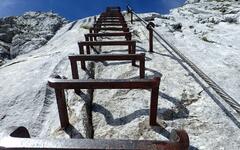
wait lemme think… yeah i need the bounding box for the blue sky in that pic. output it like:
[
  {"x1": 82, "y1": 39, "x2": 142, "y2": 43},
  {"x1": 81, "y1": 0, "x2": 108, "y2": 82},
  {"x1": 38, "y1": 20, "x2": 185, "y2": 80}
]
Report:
[{"x1": 0, "y1": 0, "x2": 186, "y2": 21}]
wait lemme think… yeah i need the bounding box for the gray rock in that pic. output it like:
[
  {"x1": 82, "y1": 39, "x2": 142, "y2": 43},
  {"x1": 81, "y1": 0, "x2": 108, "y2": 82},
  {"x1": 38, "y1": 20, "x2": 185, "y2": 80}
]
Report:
[
  {"x1": 170, "y1": 23, "x2": 182, "y2": 32},
  {"x1": 0, "y1": 11, "x2": 67, "y2": 61},
  {"x1": 223, "y1": 14, "x2": 238, "y2": 23},
  {"x1": 0, "y1": 45, "x2": 10, "y2": 60}
]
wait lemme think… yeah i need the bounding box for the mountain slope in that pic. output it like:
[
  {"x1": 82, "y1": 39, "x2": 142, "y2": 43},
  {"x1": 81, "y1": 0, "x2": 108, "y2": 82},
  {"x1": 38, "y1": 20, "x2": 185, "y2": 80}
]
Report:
[{"x1": 0, "y1": 1, "x2": 240, "y2": 149}]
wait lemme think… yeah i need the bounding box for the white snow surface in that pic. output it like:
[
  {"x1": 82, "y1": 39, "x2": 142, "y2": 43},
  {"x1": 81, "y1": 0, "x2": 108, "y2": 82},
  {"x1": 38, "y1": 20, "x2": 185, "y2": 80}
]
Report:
[{"x1": 0, "y1": 1, "x2": 240, "y2": 150}]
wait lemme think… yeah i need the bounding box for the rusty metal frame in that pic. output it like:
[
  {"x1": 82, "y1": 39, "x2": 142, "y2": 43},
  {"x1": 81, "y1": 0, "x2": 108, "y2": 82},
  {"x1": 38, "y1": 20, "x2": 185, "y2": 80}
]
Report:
[
  {"x1": 96, "y1": 20, "x2": 127, "y2": 24},
  {"x1": 89, "y1": 27, "x2": 129, "y2": 34},
  {"x1": 98, "y1": 17, "x2": 125, "y2": 21},
  {"x1": 84, "y1": 32, "x2": 132, "y2": 41},
  {"x1": 48, "y1": 77, "x2": 161, "y2": 127},
  {"x1": 99, "y1": 14, "x2": 124, "y2": 18},
  {"x1": 94, "y1": 23, "x2": 127, "y2": 28},
  {"x1": 69, "y1": 53, "x2": 145, "y2": 78},
  {"x1": 78, "y1": 41, "x2": 136, "y2": 55},
  {"x1": 101, "y1": 12, "x2": 122, "y2": 16},
  {"x1": 0, "y1": 126, "x2": 189, "y2": 150},
  {"x1": 98, "y1": 17, "x2": 124, "y2": 20}
]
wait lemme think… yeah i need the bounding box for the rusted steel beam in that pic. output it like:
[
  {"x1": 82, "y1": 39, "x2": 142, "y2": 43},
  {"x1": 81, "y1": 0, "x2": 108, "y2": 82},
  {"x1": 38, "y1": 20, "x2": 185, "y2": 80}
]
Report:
[
  {"x1": 89, "y1": 27, "x2": 129, "y2": 33},
  {"x1": 0, "y1": 126, "x2": 189, "y2": 150},
  {"x1": 48, "y1": 78, "x2": 159, "y2": 89},
  {"x1": 98, "y1": 16, "x2": 124, "y2": 20},
  {"x1": 99, "y1": 14, "x2": 124, "y2": 17},
  {"x1": 84, "y1": 32, "x2": 132, "y2": 41},
  {"x1": 78, "y1": 41, "x2": 136, "y2": 60},
  {"x1": 131, "y1": 11, "x2": 133, "y2": 24},
  {"x1": 96, "y1": 20, "x2": 126, "y2": 24},
  {"x1": 78, "y1": 41, "x2": 136, "y2": 47},
  {"x1": 97, "y1": 19, "x2": 125, "y2": 23},
  {"x1": 48, "y1": 77, "x2": 161, "y2": 127},
  {"x1": 97, "y1": 17, "x2": 124, "y2": 20},
  {"x1": 94, "y1": 23, "x2": 127, "y2": 28},
  {"x1": 100, "y1": 13, "x2": 123, "y2": 17},
  {"x1": 89, "y1": 26, "x2": 129, "y2": 41},
  {"x1": 150, "y1": 77, "x2": 160, "y2": 126},
  {"x1": 85, "y1": 32, "x2": 131, "y2": 38},
  {"x1": 69, "y1": 53, "x2": 145, "y2": 78},
  {"x1": 99, "y1": 16, "x2": 124, "y2": 20},
  {"x1": 97, "y1": 17, "x2": 125, "y2": 20},
  {"x1": 55, "y1": 89, "x2": 70, "y2": 127}
]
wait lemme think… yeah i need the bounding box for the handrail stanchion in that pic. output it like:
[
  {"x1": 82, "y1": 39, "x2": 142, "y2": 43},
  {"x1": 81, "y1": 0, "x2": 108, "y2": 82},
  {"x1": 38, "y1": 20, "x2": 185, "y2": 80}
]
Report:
[
  {"x1": 127, "y1": 6, "x2": 133, "y2": 24},
  {"x1": 55, "y1": 88, "x2": 69, "y2": 128},
  {"x1": 146, "y1": 22, "x2": 155, "y2": 53},
  {"x1": 150, "y1": 77, "x2": 160, "y2": 125},
  {"x1": 94, "y1": 16, "x2": 97, "y2": 24}
]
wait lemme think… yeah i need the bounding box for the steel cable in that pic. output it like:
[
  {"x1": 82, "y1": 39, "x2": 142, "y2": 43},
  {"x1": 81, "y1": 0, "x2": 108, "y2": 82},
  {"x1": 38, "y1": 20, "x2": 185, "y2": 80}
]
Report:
[{"x1": 128, "y1": 6, "x2": 240, "y2": 114}]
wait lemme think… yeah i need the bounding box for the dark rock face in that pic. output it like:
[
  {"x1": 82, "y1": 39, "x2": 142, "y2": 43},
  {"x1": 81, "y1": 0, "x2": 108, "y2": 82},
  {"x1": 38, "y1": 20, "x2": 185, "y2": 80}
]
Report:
[
  {"x1": 0, "y1": 11, "x2": 67, "y2": 62},
  {"x1": 170, "y1": 23, "x2": 182, "y2": 32}
]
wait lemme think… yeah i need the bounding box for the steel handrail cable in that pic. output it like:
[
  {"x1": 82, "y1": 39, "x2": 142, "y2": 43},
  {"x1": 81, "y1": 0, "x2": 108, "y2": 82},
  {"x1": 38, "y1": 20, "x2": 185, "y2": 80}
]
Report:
[{"x1": 127, "y1": 6, "x2": 240, "y2": 114}]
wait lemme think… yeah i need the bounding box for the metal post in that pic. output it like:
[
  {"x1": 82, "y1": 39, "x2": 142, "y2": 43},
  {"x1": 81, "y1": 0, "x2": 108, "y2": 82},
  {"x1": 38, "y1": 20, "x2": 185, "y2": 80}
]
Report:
[
  {"x1": 149, "y1": 77, "x2": 160, "y2": 126},
  {"x1": 131, "y1": 12, "x2": 133, "y2": 24},
  {"x1": 85, "y1": 36, "x2": 91, "y2": 54},
  {"x1": 78, "y1": 43, "x2": 86, "y2": 70},
  {"x1": 131, "y1": 42, "x2": 136, "y2": 66},
  {"x1": 147, "y1": 22, "x2": 155, "y2": 53},
  {"x1": 140, "y1": 53, "x2": 145, "y2": 79},
  {"x1": 127, "y1": 6, "x2": 133, "y2": 24},
  {"x1": 94, "y1": 16, "x2": 97, "y2": 23},
  {"x1": 55, "y1": 89, "x2": 69, "y2": 128},
  {"x1": 69, "y1": 59, "x2": 81, "y2": 94}
]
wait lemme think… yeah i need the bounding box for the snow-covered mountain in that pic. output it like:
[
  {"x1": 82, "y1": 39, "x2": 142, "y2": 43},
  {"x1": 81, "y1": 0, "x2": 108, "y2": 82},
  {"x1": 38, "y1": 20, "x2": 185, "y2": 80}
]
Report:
[{"x1": 0, "y1": 0, "x2": 240, "y2": 149}]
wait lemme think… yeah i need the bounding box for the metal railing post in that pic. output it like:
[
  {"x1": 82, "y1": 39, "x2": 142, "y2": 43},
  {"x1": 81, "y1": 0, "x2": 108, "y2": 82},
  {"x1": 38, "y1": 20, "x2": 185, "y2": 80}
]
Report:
[
  {"x1": 131, "y1": 11, "x2": 133, "y2": 24},
  {"x1": 127, "y1": 6, "x2": 133, "y2": 24},
  {"x1": 150, "y1": 77, "x2": 160, "y2": 126},
  {"x1": 94, "y1": 16, "x2": 97, "y2": 23},
  {"x1": 78, "y1": 43, "x2": 87, "y2": 70},
  {"x1": 140, "y1": 53, "x2": 145, "y2": 78},
  {"x1": 69, "y1": 58, "x2": 81, "y2": 93},
  {"x1": 55, "y1": 89, "x2": 69, "y2": 128},
  {"x1": 147, "y1": 22, "x2": 155, "y2": 53}
]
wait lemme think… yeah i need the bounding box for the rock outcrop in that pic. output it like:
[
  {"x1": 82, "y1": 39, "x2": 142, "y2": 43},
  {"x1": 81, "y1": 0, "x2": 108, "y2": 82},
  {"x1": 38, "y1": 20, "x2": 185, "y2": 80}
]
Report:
[{"x1": 0, "y1": 11, "x2": 67, "y2": 64}]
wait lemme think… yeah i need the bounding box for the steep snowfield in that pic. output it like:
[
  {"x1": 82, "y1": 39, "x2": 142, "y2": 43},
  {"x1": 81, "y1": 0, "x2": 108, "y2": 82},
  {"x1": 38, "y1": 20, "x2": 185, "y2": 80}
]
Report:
[{"x1": 0, "y1": 1, "x2": 240, "y2": 149}]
